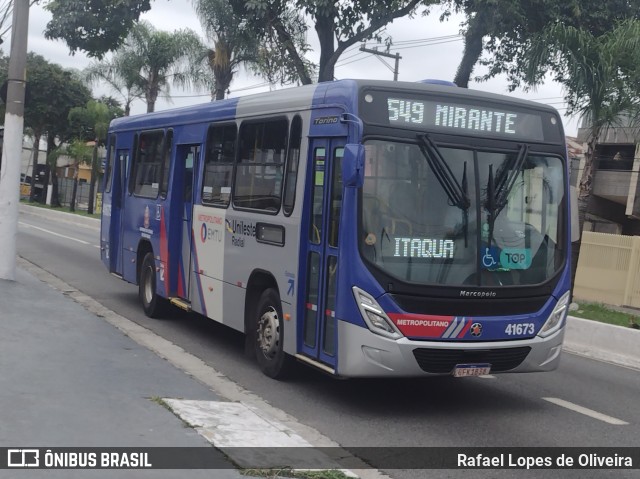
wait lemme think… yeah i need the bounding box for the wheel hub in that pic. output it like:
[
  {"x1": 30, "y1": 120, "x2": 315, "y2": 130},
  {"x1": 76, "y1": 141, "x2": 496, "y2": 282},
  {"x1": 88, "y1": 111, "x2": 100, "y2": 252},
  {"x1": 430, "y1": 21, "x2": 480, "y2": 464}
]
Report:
[
  {"x1": 257, "y1": 307, "x2": 280, "y2": 359},
  {"x1": 143, "y1": 266, "x2": 154, "y2": 304}
]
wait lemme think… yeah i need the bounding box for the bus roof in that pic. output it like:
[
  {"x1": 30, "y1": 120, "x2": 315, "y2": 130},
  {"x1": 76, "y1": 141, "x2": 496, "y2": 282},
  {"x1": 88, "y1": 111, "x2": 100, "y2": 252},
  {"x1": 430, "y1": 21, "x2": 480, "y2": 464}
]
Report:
[{"x1": 109, "y1": 79, "x2": 560, "y2": 132}]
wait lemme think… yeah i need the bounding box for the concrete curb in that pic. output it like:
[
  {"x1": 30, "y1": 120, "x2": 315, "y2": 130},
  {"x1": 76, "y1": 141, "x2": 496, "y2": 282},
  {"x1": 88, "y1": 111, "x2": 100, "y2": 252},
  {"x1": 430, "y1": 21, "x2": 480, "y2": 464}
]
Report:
[
  {"x1": 18, "y1": 204, "x2": 639, "y2": 371},
  {"x1": 564, "y1": 316, "x2": 640, "y2": 370},
  {"x1": 19, "y1": 203, "x2": 100, "y2": 230},
  {"x1": 18, "y1": 257, "x2": 390, "y2": 479}
]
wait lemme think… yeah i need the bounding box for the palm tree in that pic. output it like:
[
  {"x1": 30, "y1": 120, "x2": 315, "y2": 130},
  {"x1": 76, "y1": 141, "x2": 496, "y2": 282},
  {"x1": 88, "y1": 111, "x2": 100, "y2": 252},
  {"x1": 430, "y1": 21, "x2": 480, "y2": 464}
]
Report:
[
  {"x1": 85, "y1": 53, "x2": 144, "y2": 116},
  {"x1": 524, "y1": 20, "x2": 640, "y2": 286},
  {"x1": 117, "y1": 21, "x2": 205, "y2": 113},
  {"x1": 192, "y1": 0, "x2": 314, "y2": 100},
  {"x1": 192, "y1": 0, "x2": 259, "y2": 100}
]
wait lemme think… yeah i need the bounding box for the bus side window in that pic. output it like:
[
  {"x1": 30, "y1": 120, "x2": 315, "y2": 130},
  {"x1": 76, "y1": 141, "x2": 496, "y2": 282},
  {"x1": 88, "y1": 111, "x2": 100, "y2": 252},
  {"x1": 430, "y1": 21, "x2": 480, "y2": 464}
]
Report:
[
  {"x1": 309, "y1": 147, "x2": 325, "y2": 244},
  {"x1": 132, "y1": 130, "x2": 164, "y2": 198},
  {"x1": 105, "y1": 135, "x2": 116, "y2": 193},
  {"x1": 234, "y1": 118, "x2": 288, "y2": 212},
  {"x1": 159, "y1": 130, "x2": 173, "y2": 198},
  {"x1": 328, "y1": 147, "x2": 343, "y2": 247},
  {"x1": 283, "y1": 116, "x2": 302, "y2": 216},
  {"x1": 202, "y1": 124, "x2": 236, "y2": 207}
]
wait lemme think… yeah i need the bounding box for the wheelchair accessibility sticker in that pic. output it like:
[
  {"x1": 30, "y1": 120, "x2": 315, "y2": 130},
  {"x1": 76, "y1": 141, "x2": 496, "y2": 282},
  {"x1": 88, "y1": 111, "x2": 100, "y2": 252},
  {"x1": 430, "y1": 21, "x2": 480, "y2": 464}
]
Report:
[
  {"x1": 482, "y1": 247, "x2": 531, "y2": 270},
  {"x1": 482, "y1": 247, "x2": 500, "y2": 268}
]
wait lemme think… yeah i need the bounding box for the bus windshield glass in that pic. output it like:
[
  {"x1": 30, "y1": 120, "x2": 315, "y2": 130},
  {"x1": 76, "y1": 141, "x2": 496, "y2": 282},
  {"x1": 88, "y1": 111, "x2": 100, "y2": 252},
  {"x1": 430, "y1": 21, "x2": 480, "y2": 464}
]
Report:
[{"x1": 360, "y1": 139, "x2": 566, "y2": 287}]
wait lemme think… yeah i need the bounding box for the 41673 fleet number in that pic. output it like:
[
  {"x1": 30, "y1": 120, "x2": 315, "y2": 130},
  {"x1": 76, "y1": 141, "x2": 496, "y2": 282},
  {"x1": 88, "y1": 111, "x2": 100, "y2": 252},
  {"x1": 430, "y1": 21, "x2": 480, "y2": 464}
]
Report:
[{"x1": 505, "y1": 323, "x2": 535, "y2": 336}]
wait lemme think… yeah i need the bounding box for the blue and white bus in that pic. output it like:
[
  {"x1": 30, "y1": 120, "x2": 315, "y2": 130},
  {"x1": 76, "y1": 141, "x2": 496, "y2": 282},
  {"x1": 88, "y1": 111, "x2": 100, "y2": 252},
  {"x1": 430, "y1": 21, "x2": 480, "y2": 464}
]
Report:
[{"x1": 100, "y1": 79, "x2": 571, "y2": 379}]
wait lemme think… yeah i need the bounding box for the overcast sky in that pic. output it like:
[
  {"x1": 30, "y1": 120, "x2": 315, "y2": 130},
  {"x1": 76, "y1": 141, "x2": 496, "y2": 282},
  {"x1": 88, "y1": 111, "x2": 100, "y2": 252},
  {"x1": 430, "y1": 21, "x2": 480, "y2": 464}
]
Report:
[{"x1": 20, "y1": 0, "x2": 579, "y2": 135}]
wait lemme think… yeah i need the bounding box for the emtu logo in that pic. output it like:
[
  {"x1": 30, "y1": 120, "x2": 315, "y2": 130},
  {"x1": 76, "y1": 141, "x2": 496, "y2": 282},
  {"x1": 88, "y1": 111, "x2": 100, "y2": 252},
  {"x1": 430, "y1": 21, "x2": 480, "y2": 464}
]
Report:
[{"x1": 8, "y1": 449, "x2": 39, "y2": 467}]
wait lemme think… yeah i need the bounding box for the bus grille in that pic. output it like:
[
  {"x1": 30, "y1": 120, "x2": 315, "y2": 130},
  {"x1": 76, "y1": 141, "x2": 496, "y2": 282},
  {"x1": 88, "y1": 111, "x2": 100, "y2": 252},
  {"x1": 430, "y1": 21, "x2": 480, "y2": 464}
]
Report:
[{"x1": 412, "y1": 346, "x2": 531, "y2": 374}]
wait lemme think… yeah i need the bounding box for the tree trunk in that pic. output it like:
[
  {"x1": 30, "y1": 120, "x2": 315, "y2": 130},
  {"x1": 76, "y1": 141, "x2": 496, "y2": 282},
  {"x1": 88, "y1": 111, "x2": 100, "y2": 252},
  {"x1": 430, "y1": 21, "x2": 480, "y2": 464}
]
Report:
[
  {"x1": 271, "y1": 14, "x2": 312, "y2": 85},
  {"x1": 70, "y1": 163, "x2": 79, "y2": 212},
  {"x1": 453, "y1": 11, "x2": 490, "y2": 88},
  {"x1": 47, "y1": 136, "x2": 62, "y2": 208},
  {"x1": 214, "y1": 65, "x2": 233, "y2": 100},
  {"x1": 570, "y1": 129, "x2": 600, "y2": 294},
  {"x1": 29, "y1": 132, "x2": 42, "y2": 202},
  {"x1": 88, "y1": 141, "x2": 99, "y2": 215},
  {"x1": 146, "y1": 79, "x2": 158, "y2": 113},
  {"x1": 146, "y1": 92, "x2": 156, "y2": 113},
  {"x1": 50, "y1": 168, "x2": 61, "y2": 208},
  {"x1": 316, "y1": 14, "x2": 336, "y2": 83}
]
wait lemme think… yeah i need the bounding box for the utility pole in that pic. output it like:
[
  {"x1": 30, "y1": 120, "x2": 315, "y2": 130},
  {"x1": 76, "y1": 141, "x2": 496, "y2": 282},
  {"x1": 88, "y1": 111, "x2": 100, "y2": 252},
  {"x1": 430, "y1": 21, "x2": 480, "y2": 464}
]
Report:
[
  {"x1": 0, "y1": 1, "x2": 30, "y2": 281},
  {"x1": 359, "y1": 44, "x2": 402, "y2": 81}
]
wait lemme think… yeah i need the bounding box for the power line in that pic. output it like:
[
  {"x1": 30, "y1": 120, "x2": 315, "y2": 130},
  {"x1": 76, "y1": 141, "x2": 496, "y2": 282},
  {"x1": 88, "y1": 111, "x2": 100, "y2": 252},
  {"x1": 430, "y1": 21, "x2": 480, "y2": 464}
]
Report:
[{"x1": 337, "y1": 55, "x2": 372, "y2": 67}]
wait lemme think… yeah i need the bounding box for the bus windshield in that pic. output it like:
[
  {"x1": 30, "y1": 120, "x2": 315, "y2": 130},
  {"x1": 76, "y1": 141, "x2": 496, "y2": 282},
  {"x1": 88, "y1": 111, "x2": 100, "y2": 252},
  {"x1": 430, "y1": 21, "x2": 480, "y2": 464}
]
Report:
[{"x1": 360, "y1": 139, "x2": 566, "y2": 287}]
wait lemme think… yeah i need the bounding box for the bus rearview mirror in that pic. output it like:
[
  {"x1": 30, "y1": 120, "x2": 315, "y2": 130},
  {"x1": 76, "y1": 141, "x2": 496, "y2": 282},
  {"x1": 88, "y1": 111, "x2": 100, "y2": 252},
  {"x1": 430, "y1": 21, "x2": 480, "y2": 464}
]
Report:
[{"x1": 343, "y1": 144, "x2": 365, "y2": 188}]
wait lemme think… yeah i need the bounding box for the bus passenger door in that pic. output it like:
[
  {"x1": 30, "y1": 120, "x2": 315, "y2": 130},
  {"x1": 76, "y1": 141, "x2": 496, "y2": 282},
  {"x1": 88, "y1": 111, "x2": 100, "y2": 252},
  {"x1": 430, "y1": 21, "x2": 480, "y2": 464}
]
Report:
[
  {"x1": 174, "y1": 144, "x2": 200, "y2": 301},
  {"x1": 112, "y1": 150, "x2": 129, "y2": 276},
  {"x1": 300, "y1": 139, "x2": 345, "y2": 369}
]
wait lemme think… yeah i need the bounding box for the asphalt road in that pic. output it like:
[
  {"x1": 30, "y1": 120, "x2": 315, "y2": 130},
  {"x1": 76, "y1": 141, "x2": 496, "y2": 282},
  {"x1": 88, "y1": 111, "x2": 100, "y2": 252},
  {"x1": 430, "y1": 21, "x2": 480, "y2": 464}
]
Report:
[{"x1": 16, "y1": 208, "x2": 640, "y2": 479}]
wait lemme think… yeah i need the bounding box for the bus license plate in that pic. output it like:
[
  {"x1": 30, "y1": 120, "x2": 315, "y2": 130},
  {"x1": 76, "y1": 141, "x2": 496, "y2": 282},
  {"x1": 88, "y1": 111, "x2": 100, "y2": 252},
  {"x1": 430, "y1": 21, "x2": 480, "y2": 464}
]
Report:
[{"x1": 453, "y1": 364, "x2": 491, "y2": 377}]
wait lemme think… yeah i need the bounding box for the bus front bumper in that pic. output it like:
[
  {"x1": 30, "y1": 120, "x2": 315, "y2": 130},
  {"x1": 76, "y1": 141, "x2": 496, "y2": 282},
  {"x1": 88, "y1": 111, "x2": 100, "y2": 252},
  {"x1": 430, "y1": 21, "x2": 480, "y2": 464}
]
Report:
[{"x1": 336, "y1": 320, "x2": 565, "y2": 378}]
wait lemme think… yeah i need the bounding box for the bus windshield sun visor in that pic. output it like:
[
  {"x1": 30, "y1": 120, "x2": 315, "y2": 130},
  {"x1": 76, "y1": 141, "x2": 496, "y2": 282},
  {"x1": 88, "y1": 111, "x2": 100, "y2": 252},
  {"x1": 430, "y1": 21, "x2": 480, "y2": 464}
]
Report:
[
  {"x1": 485, "y1": 143, "x2": 529, "y2": 247},
  {"x1": 417, "y1": 134, "x2": 470, "y2": 246}
]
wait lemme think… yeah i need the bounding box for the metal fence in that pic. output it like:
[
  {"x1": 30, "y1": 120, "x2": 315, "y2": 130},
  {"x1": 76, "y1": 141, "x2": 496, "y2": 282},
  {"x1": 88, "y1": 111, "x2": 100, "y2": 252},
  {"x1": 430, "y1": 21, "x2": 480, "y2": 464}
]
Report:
[
  {"x1": 57, "y1": 178, "x2": 92, "y2": 211},
  {"x1": 574, "y1": 231, "x2": 640, "y2": 308}
]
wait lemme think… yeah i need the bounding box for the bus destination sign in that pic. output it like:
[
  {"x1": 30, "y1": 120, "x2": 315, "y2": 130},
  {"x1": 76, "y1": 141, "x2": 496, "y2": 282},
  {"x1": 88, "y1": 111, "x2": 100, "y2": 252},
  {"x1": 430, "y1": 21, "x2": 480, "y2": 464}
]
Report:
[{"x1": 386, "y1": 98, "x2": 545, "y2": 141}]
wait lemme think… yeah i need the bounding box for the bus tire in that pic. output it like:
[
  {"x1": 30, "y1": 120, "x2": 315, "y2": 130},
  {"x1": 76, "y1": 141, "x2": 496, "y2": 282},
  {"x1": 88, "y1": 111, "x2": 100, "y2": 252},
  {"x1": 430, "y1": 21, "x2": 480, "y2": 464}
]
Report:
[
  {"x1": 254, "y1": 288, "x2": 291, "y2": 379},
  {"x1": 139, "y1": 252, "x2": 167, "y2": 318}
]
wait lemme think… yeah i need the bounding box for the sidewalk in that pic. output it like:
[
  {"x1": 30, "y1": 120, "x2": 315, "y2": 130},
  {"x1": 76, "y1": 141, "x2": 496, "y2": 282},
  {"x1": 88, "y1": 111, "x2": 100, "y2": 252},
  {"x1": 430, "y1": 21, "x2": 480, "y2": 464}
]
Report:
[{"x1": 0, "y1": 267, "x2": 249, "y2": 478}]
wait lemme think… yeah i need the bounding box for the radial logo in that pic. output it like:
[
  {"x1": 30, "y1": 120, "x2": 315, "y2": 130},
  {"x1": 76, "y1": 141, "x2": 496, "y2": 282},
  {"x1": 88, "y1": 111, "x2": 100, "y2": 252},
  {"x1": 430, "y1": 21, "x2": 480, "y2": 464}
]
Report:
[{"x1": 470, "y1": 322, "x2": 483, "y2": 337}]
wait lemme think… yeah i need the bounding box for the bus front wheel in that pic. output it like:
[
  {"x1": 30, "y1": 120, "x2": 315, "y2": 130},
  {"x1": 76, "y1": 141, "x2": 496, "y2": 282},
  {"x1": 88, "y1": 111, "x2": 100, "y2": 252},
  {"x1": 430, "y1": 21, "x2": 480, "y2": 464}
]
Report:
[
  {"x1": 254, "y1": 288, "x2": 291, "y2": 379},
  {"x1": 139, "y1": 252, "x2": 167, "y2": 318}
]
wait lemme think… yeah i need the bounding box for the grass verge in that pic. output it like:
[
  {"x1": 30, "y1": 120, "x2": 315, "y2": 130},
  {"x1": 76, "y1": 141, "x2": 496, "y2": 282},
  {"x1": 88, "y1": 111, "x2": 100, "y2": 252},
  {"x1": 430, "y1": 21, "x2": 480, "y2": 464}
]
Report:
[
  {"x1": 571, "y1": 302, "x2": 640, "y2": 329},
  {"x1": 20, "y1": 199, "x2": 100, "y2": 219},
  {"x1": 241, "y1": 469, "x2": 353, "y2": 479}
]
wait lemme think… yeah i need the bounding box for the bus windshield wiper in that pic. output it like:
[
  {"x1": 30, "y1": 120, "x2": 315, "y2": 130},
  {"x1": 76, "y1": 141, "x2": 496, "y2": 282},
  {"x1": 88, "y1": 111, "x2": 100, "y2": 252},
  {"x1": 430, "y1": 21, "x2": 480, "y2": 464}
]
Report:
[
  {"x1": 417, "y1": 134, "x2": 470, "y2": 246},
  {"x1": 486, "y1": 143, "x2": 529, "y2": 246}
]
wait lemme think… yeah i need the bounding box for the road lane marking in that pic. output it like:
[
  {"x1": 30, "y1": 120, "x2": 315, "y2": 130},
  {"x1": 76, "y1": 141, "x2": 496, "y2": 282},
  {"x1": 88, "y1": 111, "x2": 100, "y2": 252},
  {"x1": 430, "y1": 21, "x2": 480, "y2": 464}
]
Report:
[
  {"x1": 542, "y1": 397, "x2": 629, "y2": 425},
  {"x1": 19, "y1": 221, "x2": 94, "y2": 247}
]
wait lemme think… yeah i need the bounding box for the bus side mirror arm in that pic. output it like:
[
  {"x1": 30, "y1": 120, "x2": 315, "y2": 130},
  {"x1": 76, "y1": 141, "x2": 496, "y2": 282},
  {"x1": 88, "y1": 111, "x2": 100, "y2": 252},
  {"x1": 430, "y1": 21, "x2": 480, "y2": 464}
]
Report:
[{"x1": 343, "y1": 144, "x2": 365, "y2": 188}]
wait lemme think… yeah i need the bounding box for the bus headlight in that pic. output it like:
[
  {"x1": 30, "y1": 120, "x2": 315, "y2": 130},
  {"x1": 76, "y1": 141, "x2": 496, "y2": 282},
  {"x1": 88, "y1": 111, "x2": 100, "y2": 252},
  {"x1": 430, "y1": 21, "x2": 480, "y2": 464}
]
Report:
[
  {"x1": 352, "y1": 287, "x2": 402, "y2": 340},
  {"x1": 538, "y1": 291, "x2": 570, "y2": 338}
]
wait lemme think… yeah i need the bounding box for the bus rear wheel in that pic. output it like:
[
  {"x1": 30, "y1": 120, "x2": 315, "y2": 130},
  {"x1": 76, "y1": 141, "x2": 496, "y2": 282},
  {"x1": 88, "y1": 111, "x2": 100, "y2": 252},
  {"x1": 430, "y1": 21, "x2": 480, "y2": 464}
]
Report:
[
  {"x1": 254, "y1": 288, "x2": 291, "y2": 379},
  {"x1": 139, "y1": 252, "x2": 168, "y2": 318}
]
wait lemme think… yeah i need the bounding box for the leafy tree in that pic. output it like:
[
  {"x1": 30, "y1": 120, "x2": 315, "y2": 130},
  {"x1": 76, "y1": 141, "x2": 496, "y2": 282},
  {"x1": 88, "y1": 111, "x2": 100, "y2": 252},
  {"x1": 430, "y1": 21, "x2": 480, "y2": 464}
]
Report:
[
  {"x1": 445, "y1": 0, "x2": 640, "y2": 88},
  {"x1": 523, "y1": 20, "x2": 640, "y2": 286},
  {"x1": 43, "y1": 0, "x2": 436, "y2": 86},
  {"x1": 232, "y1": 0, "x2": 435, "y2": 83},
  {"x1": 65, "y1": 139, "x2": 93, "y2": 212},
  {"x1": 229, "y1": 0, "x2": 316, "y2": 84},
  {"x1": 110, "y1": 21, "x2": 205, "y2": 112},
  {"x1": 192, "y1": 0, "x2": 313, "y2": 99},
  {"x1": 68, "y1": 98, "x2": 123, "y2": 214},
  {"x1": 0, "y1": 52, "x2": 92, "y2": 204},
  {"x1": 44, "y1": 0, "x2": 152, "y2": 58}
]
